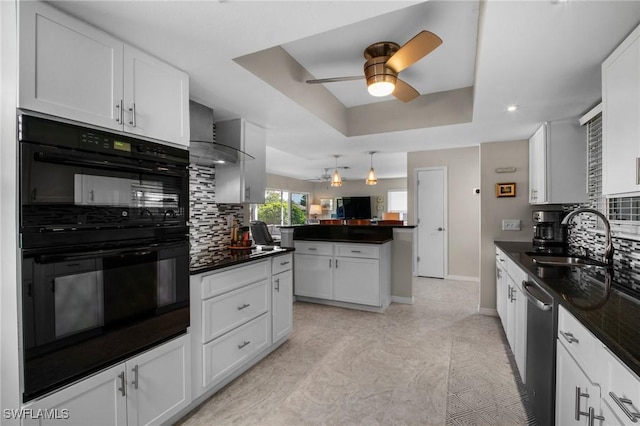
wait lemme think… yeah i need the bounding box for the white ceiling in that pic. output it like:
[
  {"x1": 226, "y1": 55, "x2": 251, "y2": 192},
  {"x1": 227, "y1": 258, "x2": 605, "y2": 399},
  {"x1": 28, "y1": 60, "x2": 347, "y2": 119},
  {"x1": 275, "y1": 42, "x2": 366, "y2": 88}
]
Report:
[{"x1": 50, "y1": 1, "x2": 640, "y2": 183}]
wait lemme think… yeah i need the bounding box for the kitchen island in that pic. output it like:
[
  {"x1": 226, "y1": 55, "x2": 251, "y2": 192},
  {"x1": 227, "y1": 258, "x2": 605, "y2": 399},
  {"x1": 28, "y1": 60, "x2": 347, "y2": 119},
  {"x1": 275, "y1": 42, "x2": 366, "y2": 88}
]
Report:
[{"x1": 282, "y1": 224, "x2": 416, "y2": 305}]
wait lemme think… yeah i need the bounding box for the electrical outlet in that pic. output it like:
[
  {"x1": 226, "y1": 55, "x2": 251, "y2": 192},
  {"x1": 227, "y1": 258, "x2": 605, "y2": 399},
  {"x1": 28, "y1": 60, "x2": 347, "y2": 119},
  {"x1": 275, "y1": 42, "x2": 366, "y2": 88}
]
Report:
[{"x1": 502, "y1": 219, "x2": 521, "y2": 231}]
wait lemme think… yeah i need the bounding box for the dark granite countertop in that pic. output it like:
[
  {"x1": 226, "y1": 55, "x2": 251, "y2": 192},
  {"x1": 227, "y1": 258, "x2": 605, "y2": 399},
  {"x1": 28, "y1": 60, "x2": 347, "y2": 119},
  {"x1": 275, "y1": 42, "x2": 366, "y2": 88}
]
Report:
[
  {"x1": 495, "y1": 240, "x2": 640, "y2": 378},
  {"x1": 190, "y1": 246, "x2": 294, "y2": 276},
  {"x1": 289, "y1": 224, "x2": 398, "y2": 244},
  {"x1": 280, "y1": 224, "x2": 416, "y2": 229},
  {"x1": 294, "y1": 237, "x2": 393, "y2": 244}
]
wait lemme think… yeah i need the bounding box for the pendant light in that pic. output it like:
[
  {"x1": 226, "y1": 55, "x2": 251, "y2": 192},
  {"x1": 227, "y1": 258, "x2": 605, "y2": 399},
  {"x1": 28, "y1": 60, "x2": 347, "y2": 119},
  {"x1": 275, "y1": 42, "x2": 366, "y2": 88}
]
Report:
[
  {"x1": 365, "y1": 151, "x2": 378, "y2": 185},
  {"x1": 331, "y1": 155, "x2": 342, "y2": 187}
]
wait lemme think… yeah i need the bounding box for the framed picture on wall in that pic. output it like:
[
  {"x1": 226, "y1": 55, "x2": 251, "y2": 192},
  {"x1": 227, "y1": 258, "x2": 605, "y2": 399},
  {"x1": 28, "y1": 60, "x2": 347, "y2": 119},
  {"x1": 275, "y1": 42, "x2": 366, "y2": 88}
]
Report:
[
  {"x1": 496, "y1": 182, "x2": 516, "y2": 198},
  {"x1": 320, "y1": 198, "x2": 333, "y2": 210}
]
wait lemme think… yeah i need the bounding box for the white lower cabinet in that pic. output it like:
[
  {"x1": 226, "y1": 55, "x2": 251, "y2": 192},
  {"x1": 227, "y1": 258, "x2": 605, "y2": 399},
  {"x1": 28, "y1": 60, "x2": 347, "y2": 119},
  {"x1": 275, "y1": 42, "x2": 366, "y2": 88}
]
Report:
[
  {"x1": 494, "y1": 247, "x2": 527, "y2": 384},
  {"x1": 293, "y1": 241, "x2": 391, "y2": 310},
  {"x1": 556, "y1": 341, "x2": 604, "y2": 426},
  {"x1": 22, "y1": 334, "x2": 191, "y2": 426},
  {"x1": 599, "y1": 344, "x2": 640, "y2": 425},
  {"x1": 190, "y1": 253, "x2": 293, "y2": 399},
  {"x1": 272, "y1": 257, "x2": 293, "y2": 343}
]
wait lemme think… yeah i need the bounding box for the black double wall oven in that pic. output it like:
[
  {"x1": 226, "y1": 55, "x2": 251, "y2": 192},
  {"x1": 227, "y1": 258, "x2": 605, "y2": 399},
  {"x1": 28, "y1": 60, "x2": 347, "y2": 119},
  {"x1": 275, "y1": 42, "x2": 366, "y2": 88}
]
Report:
[{"x1": 19, "y1": 115, "x2": 190, "y2": 402}]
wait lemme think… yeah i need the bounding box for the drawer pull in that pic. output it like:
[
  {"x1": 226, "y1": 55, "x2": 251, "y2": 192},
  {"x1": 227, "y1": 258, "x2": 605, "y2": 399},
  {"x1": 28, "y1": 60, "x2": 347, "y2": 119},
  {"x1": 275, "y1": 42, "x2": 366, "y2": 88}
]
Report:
[
  {"x1": 237, "y1": 340, "x2": 250, "y2": 350},
  {"x1": 575, "y1": 386, "x2": 590, "y2": 421},
  {"x1": 560, "y1": 331, "x2": 579, "y2": 344},
  {"x1": 351, "y1": 250, "x2": 362, "y2": 253},
  {"x1": 610, "y1": 392, "x2": 640, "y2": 422},
  {"x1": 280, "y1": 261, "x2": 290, "y2": 265},
  {"x1": 237, "y1": 303, "x2": 251, "y2": 311},
  {"x1": 307, "y1": 248, "x2": 317, "y2": 251}
]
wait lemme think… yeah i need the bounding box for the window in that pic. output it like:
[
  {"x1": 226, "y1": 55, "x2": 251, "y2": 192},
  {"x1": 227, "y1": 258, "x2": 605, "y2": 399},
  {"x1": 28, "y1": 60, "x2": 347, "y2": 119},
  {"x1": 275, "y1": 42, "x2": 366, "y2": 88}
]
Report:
[
  {"x1": 250, "y1": 189, "x2": 309, "y2": 227},
  {"x1": 387, "y1": 189, "x2": 407, "y2": 213}
]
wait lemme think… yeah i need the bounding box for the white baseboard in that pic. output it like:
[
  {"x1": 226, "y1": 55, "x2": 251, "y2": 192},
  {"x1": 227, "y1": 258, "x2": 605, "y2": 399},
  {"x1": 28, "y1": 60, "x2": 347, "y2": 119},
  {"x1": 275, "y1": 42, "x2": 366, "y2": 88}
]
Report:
[
  {"x1": 391, "y1": 296, "x2": 414, "y2": 305},
  {"x1": 478, "y1": 307, "x2": 498, "y2": 316},
  {"x1": 446, "y1": 275, "x2": 480, "y2": 282}
]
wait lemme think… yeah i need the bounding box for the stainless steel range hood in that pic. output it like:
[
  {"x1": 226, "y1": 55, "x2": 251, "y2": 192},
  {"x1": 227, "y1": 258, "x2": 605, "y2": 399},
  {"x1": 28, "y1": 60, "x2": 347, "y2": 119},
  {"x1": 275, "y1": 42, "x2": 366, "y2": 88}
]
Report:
[{"x1": 189, "y1": 100, "x2": 253, "y2": 165}]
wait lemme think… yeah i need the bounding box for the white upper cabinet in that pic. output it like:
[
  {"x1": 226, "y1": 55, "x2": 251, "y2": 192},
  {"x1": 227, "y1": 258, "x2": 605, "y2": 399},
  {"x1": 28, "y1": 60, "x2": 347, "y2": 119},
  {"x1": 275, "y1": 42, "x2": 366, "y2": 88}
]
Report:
[
  {"x1": 123, "y1": 45, "x2": 190, "y2": 146},
  {"x1": 528, "y1": 120, "x2": 587, "y2": 205},
  {"x1": 18, "y1": 1, "x2": 190, "y2": 147},
  {"x1": 18, "y1": 0, "x2": 124, "y2": 131},
  {"x1": 214, "y1": 119, "x2": 266, "y2": 204},
  {"x1": 602, "y1": 24, "x2": 640, "y2": 196}
]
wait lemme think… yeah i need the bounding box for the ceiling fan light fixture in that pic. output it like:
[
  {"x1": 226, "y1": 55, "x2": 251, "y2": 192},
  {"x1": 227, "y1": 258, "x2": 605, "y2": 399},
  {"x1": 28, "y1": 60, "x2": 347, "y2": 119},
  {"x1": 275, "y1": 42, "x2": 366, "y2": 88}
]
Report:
[{"x1": 368, "y1": 81, "x2": 395, "y2": 97}]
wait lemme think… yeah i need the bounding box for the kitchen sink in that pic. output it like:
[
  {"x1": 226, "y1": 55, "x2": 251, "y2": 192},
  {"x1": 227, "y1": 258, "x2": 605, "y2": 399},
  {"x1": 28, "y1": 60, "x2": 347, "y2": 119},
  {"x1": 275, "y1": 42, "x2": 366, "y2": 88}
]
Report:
[{"x1": 529, "y1": 255, "x2": 608, "y2": 268}]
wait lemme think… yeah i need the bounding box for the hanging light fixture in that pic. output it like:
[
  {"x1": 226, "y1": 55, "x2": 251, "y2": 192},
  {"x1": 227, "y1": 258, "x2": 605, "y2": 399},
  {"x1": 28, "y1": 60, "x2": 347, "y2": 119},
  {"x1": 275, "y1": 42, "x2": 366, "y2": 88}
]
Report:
[
  {"x1": 331, "y1": 155, "x2": 342, "y2": 187},
  {"x1": 365, "y1": 151, "x2": 378, "y2": 185}
]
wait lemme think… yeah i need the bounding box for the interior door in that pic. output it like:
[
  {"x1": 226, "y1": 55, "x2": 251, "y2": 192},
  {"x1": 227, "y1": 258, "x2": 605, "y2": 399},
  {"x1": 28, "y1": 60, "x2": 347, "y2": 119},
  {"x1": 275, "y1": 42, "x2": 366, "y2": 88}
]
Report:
[{"x1": 416, "y1": 167, "x2": 446, "y2": 278}]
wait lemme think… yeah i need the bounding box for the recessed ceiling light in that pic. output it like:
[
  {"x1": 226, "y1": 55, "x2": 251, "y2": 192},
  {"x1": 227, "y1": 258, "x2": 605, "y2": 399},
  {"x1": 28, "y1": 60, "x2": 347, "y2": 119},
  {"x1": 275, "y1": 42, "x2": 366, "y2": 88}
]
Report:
[{"x1": 506, "y1": 105, "x2": 519, "y2": 112}]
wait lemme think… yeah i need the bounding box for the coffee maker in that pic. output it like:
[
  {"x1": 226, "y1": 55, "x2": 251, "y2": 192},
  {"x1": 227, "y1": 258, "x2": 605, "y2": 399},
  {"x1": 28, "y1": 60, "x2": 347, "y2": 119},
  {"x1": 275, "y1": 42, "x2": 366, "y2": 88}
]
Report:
[{"x1": 532, "y1": 210, "x2": 566, "y2": 253}]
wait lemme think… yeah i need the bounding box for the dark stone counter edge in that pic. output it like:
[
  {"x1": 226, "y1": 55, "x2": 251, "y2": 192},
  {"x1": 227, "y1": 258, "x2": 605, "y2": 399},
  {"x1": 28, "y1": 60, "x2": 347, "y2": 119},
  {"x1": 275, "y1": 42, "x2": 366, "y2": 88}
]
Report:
[
  {"x1": 293, "y1": 237, "x2": 393, "y2": 244},
  {"x1": 494, "y1": 240, "x2": 640, "y2": 378},
  {"x1": 189, "y1": 248, "x2": 295, "y2": 276},
  {"x1": 279, "y1": 225, "x2": 416, "y2": 228}
]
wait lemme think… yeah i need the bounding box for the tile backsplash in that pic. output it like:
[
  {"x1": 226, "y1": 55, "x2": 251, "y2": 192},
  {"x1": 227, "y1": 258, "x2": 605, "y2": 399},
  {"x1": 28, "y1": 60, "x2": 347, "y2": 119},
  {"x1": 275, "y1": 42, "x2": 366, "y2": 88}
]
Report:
[
  {"x1": 189, "y1": 163, "x2": 244, "y2": 268},
  {"x1": 565, "y1": 113, "x2": 640, "y2": 294}
]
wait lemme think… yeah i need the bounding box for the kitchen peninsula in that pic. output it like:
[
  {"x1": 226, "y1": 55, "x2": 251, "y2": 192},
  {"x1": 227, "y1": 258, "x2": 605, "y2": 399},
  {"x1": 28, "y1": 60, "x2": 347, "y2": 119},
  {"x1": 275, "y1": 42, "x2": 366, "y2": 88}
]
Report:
[{"x1": 281, "y1": 224, "x2": 416, "y2": 308}]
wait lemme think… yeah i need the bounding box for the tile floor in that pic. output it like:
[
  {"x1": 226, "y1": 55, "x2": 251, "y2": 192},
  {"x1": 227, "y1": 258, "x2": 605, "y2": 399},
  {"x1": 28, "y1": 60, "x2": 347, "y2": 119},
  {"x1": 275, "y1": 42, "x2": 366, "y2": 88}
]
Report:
[{"x1": 178, "y1": 277, "x2": 535, "y2": 425}]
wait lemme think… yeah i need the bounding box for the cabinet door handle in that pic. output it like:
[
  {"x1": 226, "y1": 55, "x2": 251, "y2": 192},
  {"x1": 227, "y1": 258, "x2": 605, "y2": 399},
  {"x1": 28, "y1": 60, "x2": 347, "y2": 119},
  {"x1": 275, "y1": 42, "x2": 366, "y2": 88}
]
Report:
[
  {"x1": 329, "y1": 258, "x2": 332, "y2": 268},
  {"x1": 116, "y1": 100, "x2": 123, "y2": 123},
  {"x1": 335, "y1": 259, "x2": 338, "y2": 268},
  {"x1": 636, "y1": 158, "x2": 640, "y2": 185},
  {"x1": 560, "y1": 330, "x2": 579, "y2": 344},
  {"x1": 588, "y1": 407, "x2": 605, "y2": 426},
  {"x1": 131, "y1": 365, "x2": 139, "y2": 390},
  {"x1": 128, "y1": 103, "x2": 136, "y2": 127},
  {"x1": 609, "y1": 392, "x2": 640, "y2": 422},
  {"x1": 275, "y1": 278, "x2": 280, "y2": 292},
  {"x1": 575, "y1": 386, "x2": 590, "y2": 421},
  {"x1": 118, "y1": 371, "x2": 126, "y2": 397},
  {"x1": 237, "y1": 341, "x2": 250, "y2": 350},
  {"x1": 237, "y1": 303, "x2": 250, "y2": 311}
]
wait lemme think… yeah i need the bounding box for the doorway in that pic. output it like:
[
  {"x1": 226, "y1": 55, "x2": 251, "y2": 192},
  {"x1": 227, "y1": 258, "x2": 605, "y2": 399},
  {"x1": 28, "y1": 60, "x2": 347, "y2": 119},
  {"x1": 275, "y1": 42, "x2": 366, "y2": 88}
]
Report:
[{"x1": 415, "y1": 167, "x2": 447, "y2": 278}]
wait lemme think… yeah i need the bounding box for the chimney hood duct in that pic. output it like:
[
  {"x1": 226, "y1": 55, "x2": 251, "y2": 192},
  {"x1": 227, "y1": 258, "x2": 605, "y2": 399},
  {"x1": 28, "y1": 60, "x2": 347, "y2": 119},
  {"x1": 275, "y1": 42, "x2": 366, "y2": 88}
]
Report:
[{"x1": 189, "y1": 100, "x2": 253, "y2": 165}]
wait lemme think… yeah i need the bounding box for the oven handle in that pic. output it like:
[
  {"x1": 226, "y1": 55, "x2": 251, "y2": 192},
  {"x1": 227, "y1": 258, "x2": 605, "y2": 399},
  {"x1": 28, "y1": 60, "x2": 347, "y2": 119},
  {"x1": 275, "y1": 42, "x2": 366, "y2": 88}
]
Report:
[
  {"x1": 35, "y1": 242, "x2": 185, "y2": 264},
  {"x1": 34, "y1": 151, "x2": 186, "y2": 177},
  {"x1": 522, "y1": 280, "x2": 553, "y2": 311}
]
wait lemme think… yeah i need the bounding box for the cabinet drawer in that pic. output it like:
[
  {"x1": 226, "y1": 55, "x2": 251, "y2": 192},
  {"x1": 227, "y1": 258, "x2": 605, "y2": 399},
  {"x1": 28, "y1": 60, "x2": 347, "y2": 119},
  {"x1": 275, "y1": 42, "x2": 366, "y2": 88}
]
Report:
[
  {"x1": 335, "y1": 244, "x2": 380, "y2": 259},
  {"x1": 557, "y1": 305, "x2": 598, "y2": 377},
  {"x1": 202, "y1": 313, "x2": 270, "y2": 388},
  {"x1": 202, "y1": 279, "x2": 270, "y2": 343},
  {"x1": 506, "y1": 258, "x2": 527, "y2": 287},
  {"x1": 201, "y1": 260, "x2": 270, "y2": 299},
  {"x1": 272, "y1": 253, "x2": 293, "y2": 275},
  {"x1": 599, "y1": 344, "x2": 640, "y2": 426},
  {"x1": 294, "y1": 241, "x2": 333, "y2": 256}
]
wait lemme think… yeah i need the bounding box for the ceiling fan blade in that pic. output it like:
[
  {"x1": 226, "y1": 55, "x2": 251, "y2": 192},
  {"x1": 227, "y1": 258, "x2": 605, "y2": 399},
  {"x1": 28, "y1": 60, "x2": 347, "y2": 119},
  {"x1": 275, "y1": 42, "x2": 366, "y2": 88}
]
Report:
[
  {"x1": 385, "y1": 30, "x2": 442, "y2": 73},
  {"x1": 393, "y1": 78, "x2": 420, "y2": 102},
  {"x1": 306, "y1": 76, "x2": 365, "y2": 84}
]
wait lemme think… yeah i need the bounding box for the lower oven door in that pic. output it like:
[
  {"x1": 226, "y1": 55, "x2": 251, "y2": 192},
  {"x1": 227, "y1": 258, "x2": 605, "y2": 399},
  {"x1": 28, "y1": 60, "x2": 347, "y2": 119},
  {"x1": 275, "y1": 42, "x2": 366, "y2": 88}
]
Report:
[{"x1": 21, "y1": 238, "x2": 189, "y2": 402}]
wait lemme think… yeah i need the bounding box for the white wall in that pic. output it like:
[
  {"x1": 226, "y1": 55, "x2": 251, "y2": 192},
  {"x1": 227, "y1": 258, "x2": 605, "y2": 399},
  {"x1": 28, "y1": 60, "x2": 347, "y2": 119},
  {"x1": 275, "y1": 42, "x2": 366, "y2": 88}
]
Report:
[
  {"x1": 266, "y1": 173, "x2": 315, "y2": 195},
  {"x1": 479, "y1": 140, "x2": 536, "y2": 313},
  {"x1": 1, "y1": 0, "x2": 21, "y2": 421},
  {"x1": 407, "y1": 146, "x2": 480, "y2": 279}
]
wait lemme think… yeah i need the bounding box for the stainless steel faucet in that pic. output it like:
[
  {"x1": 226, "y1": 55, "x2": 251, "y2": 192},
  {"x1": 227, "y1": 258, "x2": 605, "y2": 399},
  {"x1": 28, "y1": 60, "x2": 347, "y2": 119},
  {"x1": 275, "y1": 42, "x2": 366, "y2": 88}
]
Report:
[{"x1": 561, "y1": 208, "x2": 614, "y2": 266}]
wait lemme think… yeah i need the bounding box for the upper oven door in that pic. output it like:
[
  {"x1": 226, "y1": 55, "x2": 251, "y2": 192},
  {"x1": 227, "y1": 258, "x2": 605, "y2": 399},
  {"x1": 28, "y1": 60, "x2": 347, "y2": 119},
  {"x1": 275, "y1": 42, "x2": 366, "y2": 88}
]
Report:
[{"x1": 20, "y1": 141, "x2": 188, "y2": 234}]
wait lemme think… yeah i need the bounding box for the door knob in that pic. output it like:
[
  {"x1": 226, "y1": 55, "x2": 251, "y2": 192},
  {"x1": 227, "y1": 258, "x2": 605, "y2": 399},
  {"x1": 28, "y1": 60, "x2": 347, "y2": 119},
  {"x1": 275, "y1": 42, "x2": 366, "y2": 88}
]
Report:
[{"x1": 435, "y1": 227, "x2": 443, "y2": 231}]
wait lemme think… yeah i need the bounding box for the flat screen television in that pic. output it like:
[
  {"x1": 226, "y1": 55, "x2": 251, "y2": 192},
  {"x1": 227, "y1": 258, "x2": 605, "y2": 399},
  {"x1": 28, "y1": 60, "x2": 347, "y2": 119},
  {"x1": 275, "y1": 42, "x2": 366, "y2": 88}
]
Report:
[{"x1": 336, "y1": 196, "x2": 372, "y2": 219}]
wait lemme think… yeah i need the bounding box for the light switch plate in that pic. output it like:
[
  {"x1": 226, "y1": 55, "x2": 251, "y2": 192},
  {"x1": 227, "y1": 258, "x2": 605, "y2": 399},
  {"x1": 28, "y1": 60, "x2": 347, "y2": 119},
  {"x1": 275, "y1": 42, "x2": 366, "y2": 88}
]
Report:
[{"x1": 502, "y1": 219, "x2": 521, "y2": 231}]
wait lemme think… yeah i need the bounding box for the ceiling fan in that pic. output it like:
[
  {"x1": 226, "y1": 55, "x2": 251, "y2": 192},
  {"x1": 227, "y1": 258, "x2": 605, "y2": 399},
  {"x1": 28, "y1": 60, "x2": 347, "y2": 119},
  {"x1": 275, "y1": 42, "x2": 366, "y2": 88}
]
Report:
[
  {"x1": 305, "y1": 166, "x2": 349, "y2": 183},
  {"x1": 306, "y1": 30, "x2": 442, "y2": 102}
]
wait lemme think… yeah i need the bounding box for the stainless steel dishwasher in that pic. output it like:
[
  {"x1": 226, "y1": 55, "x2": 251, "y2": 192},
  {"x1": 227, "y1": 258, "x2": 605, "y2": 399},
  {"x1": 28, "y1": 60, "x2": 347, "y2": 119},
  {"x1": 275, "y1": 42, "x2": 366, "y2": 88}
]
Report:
[{"x1": 522, "y1": 278, "x2": 556, "y2": 426}]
